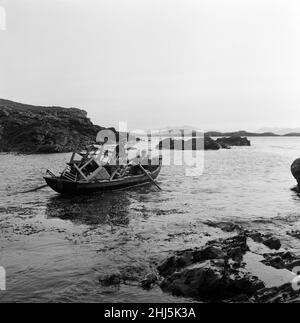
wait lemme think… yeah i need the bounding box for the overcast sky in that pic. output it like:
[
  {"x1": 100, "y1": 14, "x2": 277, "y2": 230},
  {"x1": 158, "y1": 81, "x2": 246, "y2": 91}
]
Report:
[{"x1": 1, "y1": 0, "x2": 300, "y2": 131}]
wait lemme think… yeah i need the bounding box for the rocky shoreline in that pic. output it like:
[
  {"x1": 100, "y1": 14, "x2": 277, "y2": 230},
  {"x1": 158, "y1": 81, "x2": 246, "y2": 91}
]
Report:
[
  {"x1": 154, "y1": 225, "x2": 300, "y2": 302},
  {"x1": 99, "y1": 226, "x2": 300, "y2": 303},
  {"x1": 1, "y1": 98, "x2": 253, "y2": 154},
  {"x1": 0, "y1": 99, "x2": 117, "y2": 154}
]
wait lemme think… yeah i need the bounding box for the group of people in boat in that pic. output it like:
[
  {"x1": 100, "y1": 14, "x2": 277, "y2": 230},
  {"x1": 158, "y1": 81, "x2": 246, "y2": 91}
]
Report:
[{"x1": 62, "y1": 137, "x2": 155, "y2": 182}]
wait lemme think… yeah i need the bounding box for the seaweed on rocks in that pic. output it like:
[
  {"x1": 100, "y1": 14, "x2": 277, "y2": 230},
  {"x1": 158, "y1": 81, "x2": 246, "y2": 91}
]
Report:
[{"x1": 155, "y1": 232, "x2": 300, "y2": 302}]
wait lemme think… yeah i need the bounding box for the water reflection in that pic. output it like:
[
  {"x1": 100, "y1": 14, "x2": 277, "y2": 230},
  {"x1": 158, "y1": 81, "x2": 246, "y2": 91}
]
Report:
[{"x1": 45, "y1": 191, "x2": 132, "y2": 226}]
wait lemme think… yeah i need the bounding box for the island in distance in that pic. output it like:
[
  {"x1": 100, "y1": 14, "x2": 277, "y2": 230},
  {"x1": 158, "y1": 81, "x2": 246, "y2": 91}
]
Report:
[
  {"x1": 157, "y1": 135, "x2": 251, "y2": 151},
  {"x1": 0, "y1": 98, "x2": 299, "y2": 154}
]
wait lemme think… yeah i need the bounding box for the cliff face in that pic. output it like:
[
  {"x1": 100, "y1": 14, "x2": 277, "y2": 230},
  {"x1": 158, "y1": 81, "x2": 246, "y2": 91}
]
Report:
[{"x1": 0, "y1": 99, "x2": 107, "y2": 153}]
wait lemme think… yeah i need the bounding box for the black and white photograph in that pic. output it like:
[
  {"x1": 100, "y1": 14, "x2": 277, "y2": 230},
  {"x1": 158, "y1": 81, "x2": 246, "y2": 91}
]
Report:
[{"x1": 1, "y1": 0, "x2": 300, "y2": 308}]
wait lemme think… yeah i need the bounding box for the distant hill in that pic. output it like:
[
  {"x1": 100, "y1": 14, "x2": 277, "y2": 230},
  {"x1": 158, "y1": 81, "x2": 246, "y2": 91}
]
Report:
[
  {"x1": 205, "y1": 130, "x2": 280, "y2": 137},
  {"x1": 1, "y1": 99, "x2": 299, "y2": 154},
  {"x1": 155, "y1": 127, "x2": 300, "y2": 137},
  {"x1": 0, "y1": 98, "x2": 115, "y2": 153},
  {"x1": 257, "y1": 127, "x2": 300, "y2": 136},
  {"x1": 146, "y1": 126, "x2": 300, "y2": 138},
  {"x1": 282, "y1": 133, "x2": 300, "y2": 137},
  {"x1": 148, "y1": 127, "x2": 203, "y2": 137}
]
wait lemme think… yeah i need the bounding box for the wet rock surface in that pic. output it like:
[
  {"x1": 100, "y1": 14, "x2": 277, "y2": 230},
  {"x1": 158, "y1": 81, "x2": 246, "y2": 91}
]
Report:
[
  {"x1": 99, "y1": 272, "x2": 122, "y2": 286},
  {"x1": 141, "y1": 273, "x2": 159, "y2": 289},
  {"x1": 155, "y1": 232, "x2": 300, "y2": 302},
  {"x1": 160, "y1": 260, "x2": 264, "y2": 301},
  {"x1": 291, "y1": 158, "x2": 300, "y2": 186},
  {"x1": 287, "y1": 230, "x2": 300, "y2": 239},
  {"x1": 261, "y1": 251, "x2": 300, "y2": 271},
  {"x1": 203, "y1": 221, "x2": 243, "y2": 233},
  {"x1": 246, "y1": 231, "x2": 281, "y2": 250},
  {"x1": 253, "y1": 283, "x2": 300, "y2": 303}
]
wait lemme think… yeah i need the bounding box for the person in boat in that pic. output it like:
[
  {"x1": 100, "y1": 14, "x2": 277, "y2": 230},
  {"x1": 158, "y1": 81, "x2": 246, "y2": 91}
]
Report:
[
  {"x1": 79, "y1": 137, "x2": 109, "y2": 166},
  {"x1": 116, "y1": 140, "x2": 127, "y2": 165},
  {"x1": 107, "y1": 139, "x2": 127, "y2": 166},
  {"x1": 127, "y1": 150, "x2": 150, "y2": 175},
  {"x1": 102, "y1": 139, "x2": 130, "y2": 178},
  {"x1": 129, "y1": 150, "x2": 149, "y2": 166},
  {"x1": 89, "y1": 136, "x2": 109, "y2": 157},
  {"x1": 94, "y1": 136, "x2": 110, "y2": 164}
]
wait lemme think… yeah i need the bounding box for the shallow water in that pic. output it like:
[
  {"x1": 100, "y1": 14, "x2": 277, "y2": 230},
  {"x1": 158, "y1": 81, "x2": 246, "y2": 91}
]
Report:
[{"x1": 1, "y1": 137, "x2": 300, "y2": 302}]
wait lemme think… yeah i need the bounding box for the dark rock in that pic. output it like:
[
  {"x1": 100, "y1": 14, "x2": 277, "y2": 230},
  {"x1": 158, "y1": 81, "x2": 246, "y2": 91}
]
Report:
[
  {"x1": 263, "y1": 237, "x2": 281, "y2": 250},
  {"x1": 204, "y1": 221, "x2": 243, "y2": 233},
  {"x1": 203, "y1": 136, "x2": 221, "y2": 150},
  {"x1": 0, "y1": 98, "x2": 115, "y2": 153},
  {"x1": 157, "y1": 135, "x2": 251, "y2": 151},
  {"x1": 157, "y1": 234, "x2": 262, "y2": 301},
  {"x1": 246, "y1": 230, "x2": 281, "y2": 250},
  {"x1": 206, "y1": 234, "x2": 249, "y2": 256},
  {"x1": 227, "y1": 247, "x2": 244, "y2": 263},
  {"x1": 246, "y1": 230, "x2": 264, "y2": 243},
  {"x1": 216, "y1": 135, "x2": 251, "y2": 147},
  {"x1": 217, "y1": 141, "x2": 231, "y2": 149},
  {"x1": 157, "y1": 252, "x2": 195, "y2": 277},
  {"x1": 140, "y1": 273, "x2": 158, "y2": 289},
  {"x1": 261, "y1": 251, "x2": 300, "y2": 270},
  {"x1": 199, "y1": 245, "x2": 226, "y2": 260},
  {"x1": 99, "y1": 272, "x2": 121, "y2": 286},
  {"x1": 157, "y1": 231, "x2": 299, "y2": 302},
  {"x1": 157, "y1": 234, "x2": 247, "y2": 278},
  {"x1": 286, "y1": 260, "x2": 300, "y2": 271},
  {"x1": 287, "y1": 230, "x2": 300, "y2": 239},
  {"x1": 160, "y1": 260, "x2": 264, "y2": 301},
  {"x1": 157, "y1": 136, "x2": 220, "y2": 151},
  {"x1": 291, "y1": 158, "x2": 300, "y2": 186},
  {"x1": 254, "y1": 283, "x2": 300, "y2": 303}
]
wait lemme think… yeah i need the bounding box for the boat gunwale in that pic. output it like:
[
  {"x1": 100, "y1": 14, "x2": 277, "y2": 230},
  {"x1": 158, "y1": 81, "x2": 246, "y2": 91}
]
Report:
[{"x1": 44, "y1": 164, "x2": 162, "y2": 185}]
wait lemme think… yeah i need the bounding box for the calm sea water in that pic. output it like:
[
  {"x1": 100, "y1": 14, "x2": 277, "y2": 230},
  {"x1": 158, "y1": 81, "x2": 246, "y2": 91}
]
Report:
[{"x1": 1, "y1": 137, "x2": 300, "y2": 302}]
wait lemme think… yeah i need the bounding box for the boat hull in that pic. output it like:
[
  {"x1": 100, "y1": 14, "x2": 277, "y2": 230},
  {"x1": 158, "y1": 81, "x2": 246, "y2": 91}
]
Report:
[{"x1": 44, "y1": 165, "x2": 162, "y2": 195}]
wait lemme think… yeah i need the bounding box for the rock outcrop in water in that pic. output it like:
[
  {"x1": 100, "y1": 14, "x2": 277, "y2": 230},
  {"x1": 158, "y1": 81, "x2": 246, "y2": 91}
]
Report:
[
  {"x1": 157, "y1": 136, "x2": 221, "y2": 151},
  {"x1": 157, "y1": 135, "x2": 250, "y2": 151},
  {"x1": 291, "y1": 158, "x2": 300, "y2": 187},
  {"x1": 0, "y1": 98, "x2": 116, "y2": 153},
  {"x1": 216, "y1": 135, "x2": 251, "y2": 147}
]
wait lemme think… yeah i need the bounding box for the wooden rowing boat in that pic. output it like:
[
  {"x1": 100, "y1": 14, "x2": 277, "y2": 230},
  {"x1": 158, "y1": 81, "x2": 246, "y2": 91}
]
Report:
[
  {"x1": 44, "y1": 146, "x2": 162, "y2": 194},
  {"x1": 44, "y1": 163, "x2": 162, "y2": 194}
]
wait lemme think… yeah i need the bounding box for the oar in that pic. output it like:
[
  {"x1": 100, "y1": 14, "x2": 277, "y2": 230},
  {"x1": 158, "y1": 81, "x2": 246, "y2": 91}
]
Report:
[
  {"x1": 20, "y1": 184, "x2": 49, "y2": 194},
  {"x1": 138, "y1": 163, "x2": 162, "y2": 191}
]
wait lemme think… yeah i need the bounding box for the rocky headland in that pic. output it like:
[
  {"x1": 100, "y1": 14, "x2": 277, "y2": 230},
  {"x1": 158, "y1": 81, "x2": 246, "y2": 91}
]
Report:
[{"x1": 0, "y1": 99, "x2": 116, "y2": 154}]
